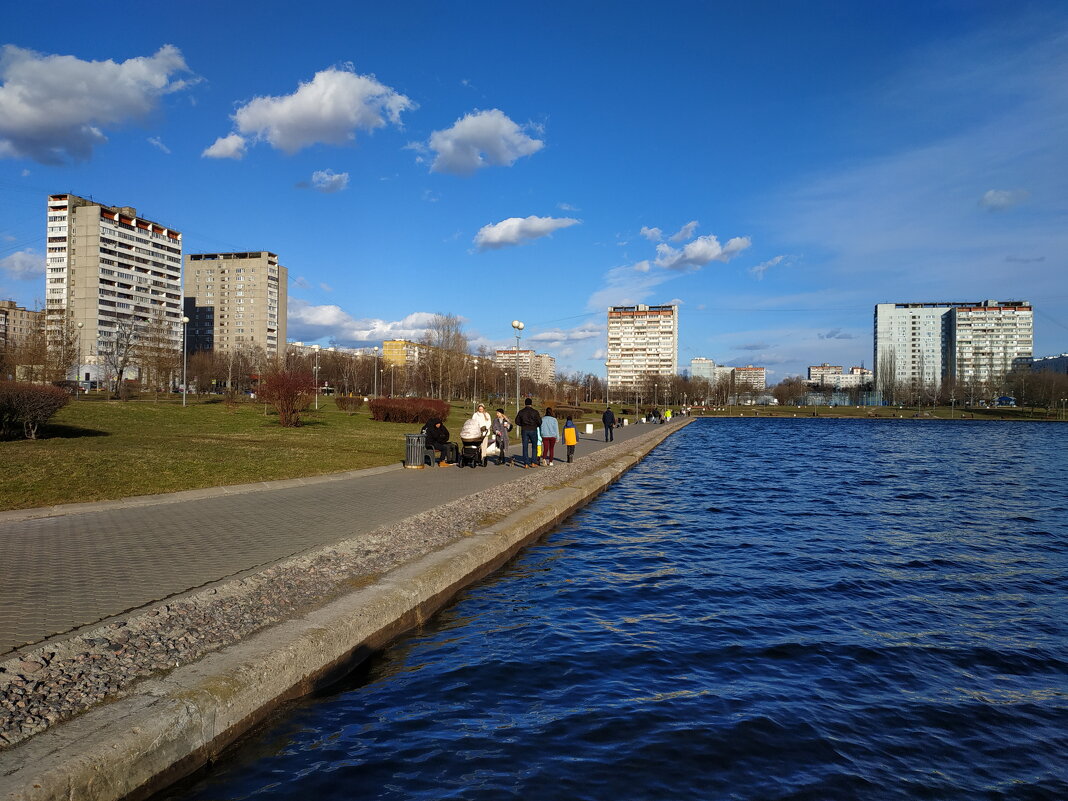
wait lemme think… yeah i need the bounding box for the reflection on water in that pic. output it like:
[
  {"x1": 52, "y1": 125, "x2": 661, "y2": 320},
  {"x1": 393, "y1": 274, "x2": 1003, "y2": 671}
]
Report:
[{"x1": 164, "y1": 419, "x2": 1068, "y2": 801}]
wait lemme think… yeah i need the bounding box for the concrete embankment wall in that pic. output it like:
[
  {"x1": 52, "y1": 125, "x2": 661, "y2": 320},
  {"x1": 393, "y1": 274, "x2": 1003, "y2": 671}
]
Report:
[{"x1": 0, "y1": 419, "x2": 691, "y2": 801}]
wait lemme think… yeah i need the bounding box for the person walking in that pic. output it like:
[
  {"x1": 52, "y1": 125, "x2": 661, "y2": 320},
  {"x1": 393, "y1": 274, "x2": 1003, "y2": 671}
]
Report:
[
  {"x1": 472, "y1": 402, "x2": 493, "y2": 462},
  {"x1": 540, "y1": 407, "x2": 559, "y2": 466},
  {"x1": 602, "y1": 406, "x2": 616, "y2": 442},
  {"x1": 563, "y1": 415, "x2": 578, "y2": 463},
  {"x1": 515, "y1": 398, "x2": 542, "y2": 468},
  {"x1": 491, "y1": 408, "x2": 512, "y2": 465}
]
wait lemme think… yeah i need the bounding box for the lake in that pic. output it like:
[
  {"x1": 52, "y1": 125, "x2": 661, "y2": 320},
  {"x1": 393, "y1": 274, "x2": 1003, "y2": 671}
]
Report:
[{"x1": 163, "y1": 418, "x2": 1068, "y2": 800}]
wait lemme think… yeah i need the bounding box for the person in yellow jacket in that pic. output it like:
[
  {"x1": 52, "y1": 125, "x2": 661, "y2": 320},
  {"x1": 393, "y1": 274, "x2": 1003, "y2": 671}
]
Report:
[{"x1": 563, "y1": 415, "x2": 578, "y2": 463}]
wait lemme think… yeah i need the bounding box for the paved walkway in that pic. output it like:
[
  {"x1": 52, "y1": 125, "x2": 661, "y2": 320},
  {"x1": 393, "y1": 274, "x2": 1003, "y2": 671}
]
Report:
[{"x1": 0, "y1": 421, "x2": 671, "y2": 656}]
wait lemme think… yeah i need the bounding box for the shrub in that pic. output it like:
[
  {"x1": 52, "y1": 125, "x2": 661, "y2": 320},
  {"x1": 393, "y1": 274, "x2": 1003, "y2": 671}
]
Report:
[
  {"x1": 257, "y1": 370, "x2": 315, "y2": 427},
  {"x1": 547, "y1": 405, "x2": 584, "y2": 420},
  {"x1": 0, "y1": 381, "x2": 71, "y2": 440},
  {"x1": 335, "y1": 396, "x2": 366, "y2": 414},
  {"x1": 369, "y1": 397, "x2": 450, "y2": 424}
]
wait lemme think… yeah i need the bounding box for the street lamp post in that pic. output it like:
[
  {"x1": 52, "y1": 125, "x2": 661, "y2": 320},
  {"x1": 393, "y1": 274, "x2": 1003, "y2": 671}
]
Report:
[
  {"x1": 181, "y1": 316, "x2": 189, "y2": 407},
  {"x1": 74, "y1": 321, "x2": 83, "y2": 400},
  {"x1": 373, "y1": 346, "x2": 379, "y2": 398},
  {"x1": 511, "y1": 320, "x2": 524, "y2": 414},
  {"x1": 605, "y1": 361, "x2": 610, "y2": 405},
  {"x1": 312, "y1": 344, "x2": 321, "y2": 410},
  {"x1": 473, "y1": 363, "x2": 478, "y2": 410},
  {"x1": 390, "y1": 365, "x2": 395, "y2": 397}
]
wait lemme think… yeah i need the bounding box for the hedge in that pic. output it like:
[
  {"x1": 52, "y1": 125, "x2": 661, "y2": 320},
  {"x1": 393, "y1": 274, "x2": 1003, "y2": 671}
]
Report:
[
  {"x1": 0, "y1": 381, "x2": 71, "y2": 440},
  {"x1": 334, "y1": 396, "x2": 366, "y2": 414},
  {"x1": 369, "y1": 397, "x2": 450, "y2": 424}
]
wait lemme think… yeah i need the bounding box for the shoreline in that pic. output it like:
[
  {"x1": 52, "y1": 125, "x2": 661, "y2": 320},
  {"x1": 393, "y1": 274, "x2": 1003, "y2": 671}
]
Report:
[{"x1": 0, "y1": 419, "x2": 691, "y2": 801}]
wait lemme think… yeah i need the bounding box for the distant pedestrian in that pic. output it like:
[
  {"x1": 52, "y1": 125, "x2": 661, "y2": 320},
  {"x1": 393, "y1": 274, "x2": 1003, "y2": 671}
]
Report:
[
  {"x1": 515, "y1": 398, "x2": 542, "y2": 467},
  {"x1": 540, "y1": 407, "x2": 559, "y2": 466},
  {"x1": 492, "y1": 408, "x2": 512, "y2": 465},
  {"x1": 563, "y1": 415, "x2": 578, "y2": 463},
  {"x1": 602, "y1": 406, "x2": 615, "y2": 441}
]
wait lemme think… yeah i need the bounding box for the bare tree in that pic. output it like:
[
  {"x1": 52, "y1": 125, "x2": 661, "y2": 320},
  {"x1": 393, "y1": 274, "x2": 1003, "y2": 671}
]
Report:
[
  {"x1": 419, "y1": 313, "x2": 469, "y2": 400},
  {"x1": 99, "y1": 320, "x2": 141, "y2": 399},
  {"x1": 136, "y1": 309, "x2": 181, "y2": 400}
]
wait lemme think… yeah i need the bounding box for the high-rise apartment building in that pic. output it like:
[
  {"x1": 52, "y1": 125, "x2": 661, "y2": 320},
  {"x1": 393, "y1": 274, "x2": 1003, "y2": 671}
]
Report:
[
  {"x1": 493, "y1": 349, "x2": 556, "y2": 384},
  {"x1": 947, "y1": 302, "x2": 1033, "y2": 384},
  {"x1": 808, "y1": 363, "x2": 843, "y2": 384},
  {"x1": 690, "y1": 357, "x2": 716, "y2": 381},
  {"x1": 874, "y1": 300, "x2": 1032, "y2": 390},
  {"x1": 607, "y1": 304, "x2": 678, "y2": 393},
  {"x1": 732, "y1": 365, "x2": 766, "y2": 391},
  {"x1": 184, "y1": 252, "x2": 287, "y2": 357},
  {"x1": 44, "y1": 194, "x2": 183, "y2": 382},
  {"x1": 0, "y1": 300, "x2": 41, "y2": 353}
]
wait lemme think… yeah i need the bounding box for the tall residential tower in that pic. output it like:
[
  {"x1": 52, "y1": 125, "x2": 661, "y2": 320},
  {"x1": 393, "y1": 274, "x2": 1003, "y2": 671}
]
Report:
[
  {"x1": 44, "y1": 194, "x2": 183, "y2": 383},
  {"x1": 606, "y1": 303, "x2": 678, "y2": 395},
  {"x1": 184, "y1": 252, "x2": 287, "y2": 358}
]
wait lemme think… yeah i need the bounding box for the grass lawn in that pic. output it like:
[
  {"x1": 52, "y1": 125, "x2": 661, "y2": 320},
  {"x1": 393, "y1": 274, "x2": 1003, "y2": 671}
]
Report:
[{"x1": 0, "y1": 396, "x2": 487, "y2": 511}]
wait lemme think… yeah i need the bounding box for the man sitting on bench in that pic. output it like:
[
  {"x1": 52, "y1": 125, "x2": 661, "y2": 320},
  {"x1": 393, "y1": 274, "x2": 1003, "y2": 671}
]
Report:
[{"x1": 421, "y1": 418, "x2": 454, "y2": 466}]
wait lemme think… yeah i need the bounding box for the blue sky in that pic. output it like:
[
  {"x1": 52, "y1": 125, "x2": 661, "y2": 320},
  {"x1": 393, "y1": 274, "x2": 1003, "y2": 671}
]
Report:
[{"x1": 2, "y1": 1, "x2": 1066, "y2": 380}]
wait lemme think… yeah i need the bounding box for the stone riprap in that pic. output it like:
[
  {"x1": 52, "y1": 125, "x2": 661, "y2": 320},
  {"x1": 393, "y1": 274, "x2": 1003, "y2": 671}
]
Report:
[{"x1": 0, "y1": 420, "x2": 689, "y2": 752}]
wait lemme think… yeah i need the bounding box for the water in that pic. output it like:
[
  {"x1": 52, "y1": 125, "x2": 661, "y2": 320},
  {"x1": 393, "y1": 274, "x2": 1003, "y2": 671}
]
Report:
[{"x1": 166, "y1": 419, "x2": 1068, "y2": 800}]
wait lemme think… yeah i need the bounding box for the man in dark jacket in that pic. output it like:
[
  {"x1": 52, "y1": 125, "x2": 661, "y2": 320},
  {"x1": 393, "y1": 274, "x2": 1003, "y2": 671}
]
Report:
[
  {"x1": 421, "y1": 418, "x2": 452, "y2": 466},
  {"x1": 514, "y1": 398, "x2": 542, "y2": 468},
  {"x1": 602, "y1": 407, "x2": 615, "y2": 442}
]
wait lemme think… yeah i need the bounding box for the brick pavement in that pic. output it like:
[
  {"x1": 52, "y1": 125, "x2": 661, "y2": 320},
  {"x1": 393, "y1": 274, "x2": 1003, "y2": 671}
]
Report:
[{"x1": 0, "y1": 420, "x2": 664, "y2": 656}]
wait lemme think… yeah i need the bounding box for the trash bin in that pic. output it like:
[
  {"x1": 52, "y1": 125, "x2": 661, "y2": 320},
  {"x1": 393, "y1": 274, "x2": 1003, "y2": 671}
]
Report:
[{"x1": 404, "y1": 433, "x2": 427, "y2": 468}]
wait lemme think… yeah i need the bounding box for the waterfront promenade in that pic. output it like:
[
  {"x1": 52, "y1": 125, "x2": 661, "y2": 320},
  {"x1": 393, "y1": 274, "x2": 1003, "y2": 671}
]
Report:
[{"x1": 0, "y1": 420, "x2": 658, "y2": 658}]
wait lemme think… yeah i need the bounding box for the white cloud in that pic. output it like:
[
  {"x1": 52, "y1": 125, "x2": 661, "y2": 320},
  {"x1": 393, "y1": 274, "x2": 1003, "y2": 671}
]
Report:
[
  {"x1": 669, "y1": 220, "x2": 698, "y2": 242},
  {"x1": 428, "y1": 109, "x2": 544, "y2": 175},
  {"x1": 319, "y1": 282, "x2": 334, "y2": 292},
  {"x1": 528, "y1": 326, "x2": 602, "y2": 346},
  {"x1": 639, "y1": 226, "x2": 663, "y2": 242},
  {"x1": 749, "y1": 254, "x2": 791, "y2": 280},
  {"x1": 217, "y1": 66, "x2": 414, "y2": 156},
  {"x1": 979, "y1": 188, "x2": 1029, "y2": 210},
  {"x1": 558, "y1": 202, "x2": 580, "y2": 212},
  {"x1": 0, "y1": 249, "x2": 45, "y2": 279},
  {"x1": 310, "y1": 168, "x2": 349, "y2": 193},
  {"x1": 654, "y1": 234, "x2": 751, "y2": 270},
  {"x1": 202, "y1": 133, "x2": 246, "y2": 159},
  {"x1": 289, "y1": 301, "x2": 443, "y2": 344},
  {"x1": 0, "y1": 44, "x2": 193, "y2": 164},
  {"x1": 474, "y1": 215, "x2": 579, "y2": 251},
  {"x1": 147, "y1": 136, "x2": 170, "y2": 154}
]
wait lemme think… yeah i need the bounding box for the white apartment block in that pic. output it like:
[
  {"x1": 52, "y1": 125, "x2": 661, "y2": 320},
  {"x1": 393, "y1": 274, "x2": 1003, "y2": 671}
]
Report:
[
  {"x1": 732, "y1": 365, "x2": 766, "y2": 391},
  {"x1": 184, "y1": 252, "x2": 287, "y2": 357},
  {"x1": 493, "y1": 349, "x2": 555, "y2": 384},
  {"x1": 948, "y1": 302, "x2": 1033, "y2": 384},
  {"x1": 607, "y1": 304, "x2": 678, "y2": 393},
  {"x1": 0, "y1": 300, "x2": 41, "y2": 353},
  {"x1": 690, "y1": 357, "x2": 716, "y2": 381},
  {"x1": 874, "y1": 300, "x2": 1032, "y2": 389},
  {"x1": 808, "y1": 363, "x2": 843, "y2": 383},
  {"x1": 44, "y1": 194, "x2": 183, "y2": 383}
]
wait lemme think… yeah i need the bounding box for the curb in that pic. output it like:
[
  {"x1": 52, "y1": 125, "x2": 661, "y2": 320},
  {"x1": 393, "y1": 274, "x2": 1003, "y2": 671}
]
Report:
[{"x1": 0, "y1": 421, "x2": 689, "y2": 801}]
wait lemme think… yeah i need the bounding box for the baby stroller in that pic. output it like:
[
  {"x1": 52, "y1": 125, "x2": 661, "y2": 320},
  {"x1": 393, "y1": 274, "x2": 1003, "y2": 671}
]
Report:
[{"x1": 458, "y1": 418, "x2": 487, "y2": 468}]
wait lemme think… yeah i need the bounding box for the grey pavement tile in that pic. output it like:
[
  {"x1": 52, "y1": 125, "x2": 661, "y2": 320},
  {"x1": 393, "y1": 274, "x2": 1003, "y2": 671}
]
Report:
[{"x1": 0, "y1": 423, "x2": 660, "y2": 654}]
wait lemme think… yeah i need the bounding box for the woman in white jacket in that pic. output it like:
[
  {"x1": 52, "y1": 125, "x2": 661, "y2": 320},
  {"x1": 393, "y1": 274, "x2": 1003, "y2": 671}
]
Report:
[{"x1": 471, "y1": 403, "x2": 493, "y2": 461}]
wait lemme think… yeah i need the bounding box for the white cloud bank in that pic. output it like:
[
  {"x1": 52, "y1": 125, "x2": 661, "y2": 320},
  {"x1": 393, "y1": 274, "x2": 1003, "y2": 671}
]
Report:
[
  {"x1": 979, "y1": 188, "x2": 1030, "y2": 211},
  {"x1": 0, "y1": 249, "x2": 45, "y2": 279},
  {"x1": 428, "y1": 109, "x2": 543, "y2": 175},
  {"x1": 288, "y1": 301, "x2": 441, "y2": 344},
  {"x1": 202, "y1": 133, "x2": 246, "y2": 160},
  {"x1": 0, "y1": 44, "x2": 193, "y2": 164},
  {"x1": 206, "y1": 66, "x2": 414, "y2": 157},
  {"x1": 669, "y1": 220, "x2": 699, "y2": 242},
  {"x1": 654, "y1": 234, "x2": 751, "y2": 270},
  {"x1": 310, "y1": 168, "x2": 349, "y2": 193},
  {"x1": 474, "y1": 215, "x2": 579, "y2": 251}
]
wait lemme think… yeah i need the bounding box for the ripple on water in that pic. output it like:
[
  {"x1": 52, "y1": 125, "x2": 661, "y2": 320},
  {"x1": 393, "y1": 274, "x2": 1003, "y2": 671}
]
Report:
[{"x1": 166, "y1": 419, "x2": 1068, "y2": 801}]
